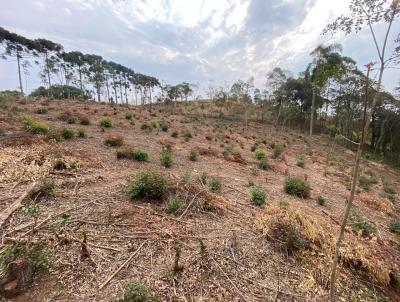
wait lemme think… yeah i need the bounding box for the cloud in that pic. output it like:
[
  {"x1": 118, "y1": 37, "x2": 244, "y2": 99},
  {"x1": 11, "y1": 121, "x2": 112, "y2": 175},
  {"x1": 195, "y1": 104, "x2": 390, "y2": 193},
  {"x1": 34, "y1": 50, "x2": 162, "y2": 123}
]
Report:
[{"x1": 0, "y1": 0, "x2": 398, "y2": 94}]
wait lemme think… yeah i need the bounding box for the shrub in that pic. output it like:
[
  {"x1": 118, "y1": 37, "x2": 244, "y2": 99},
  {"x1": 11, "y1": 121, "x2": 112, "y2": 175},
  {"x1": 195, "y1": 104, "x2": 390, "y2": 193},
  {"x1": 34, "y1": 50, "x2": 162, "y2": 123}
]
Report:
[
  {"x1": 389, "y1": 219, "x2": 400, "y2": 234},
  {"x1": 167, "y1": 197, "x2": 182, "y2": 214},
  {"x1": 208, "y1": 177, "x2": 221, "y2": 193},
  {"x1": 100, "y1": 118, "x2": 112, "y2": 128},
  {"x1": 383, "y1": 185, "x2": 397, "y2": 195},
  {"x1": 258, "y1": 159, "x2": 268, "y2": 170},
  {"x1": 28, "y1": 182, "x2": 56, "y2": 200},
  {"x1": 125, "y1": 112, "x2": 133, "y2": 120},
  {"x1": 160, "y1": 149, "x2": 173, "y2": 168},
  {"x1": 189, "y1": 150, "x2": 198, "y2": 161},
  {"x1": 61, "y1": 127, "x2": 75, "y2": 140},
  {"x1": 171, "y1": 131, "x2": 178, "y2": 138},
  {"x1": 270, "y1": 221, "x2": 307, "y2": 255},
  {"x1": 284, "y1": 177, "x2": 310, "y2": 198},
  {"x1": 46, "y1": 128, "x2": 64, "y2": 142},
  {"x1": 199, "y1": 172, "x2": 208, "y2": 185},
  {"x1": 250, "y1": 185, "x2": 267, "y2": 206},
  {"x1": 182, "y1": 129, "x2": 192, "y2": 140},
  {"x1": 132, "y1": 149, "x2": 149, "y2": 162},
  {"x1": 296, "y1": 155, "x2": 305, "y2": 168},
  {"x1": 127, "y1": 171, "x2": 168, "y2": 201},
  {"x1": 316, "y1": 196, "x2": 326, "y2": 206},
  {"x1": 159, "y1": 122, "x2": 169, "y2": 132},
  {"x1": 254, "y1": 149, "x2": 266, "y2": 160},
  {"x1": 80, "y1": 117, "x2": 90, "y2": 125},
  {"x1": 141, "y1": 120, "x2": 158, "y2": 131},
  {"x1": 104, "y1": 135, "x2": 124, "y2": 147},
  {"x1": 77, "y1": 128, "x2": 85, "y2": 138},
  {"x1": 120, "y1": 282, "x2": 158, "y2": 302},
  {"x1": 279, "y1": 199, "x2": 289, "y2": 208},
  {"x1": 349, "y1": 212, "x2": 376, "y2": 237},
  {"x1": 22, "y1": 115, "x2": 49, "y2": 135},
  {"x1": 358, "y1": 175, "x2": 378, "y2": 191},
  {"x1": 272, "y1": 144, "x2": 285, "y2": 159}
]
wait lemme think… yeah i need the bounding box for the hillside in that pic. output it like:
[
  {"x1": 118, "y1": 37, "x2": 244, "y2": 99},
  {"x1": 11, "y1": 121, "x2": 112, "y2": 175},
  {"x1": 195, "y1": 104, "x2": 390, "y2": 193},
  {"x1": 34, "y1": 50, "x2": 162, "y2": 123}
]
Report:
[{"x1": 0, "y1": 98, "x2": 399, "y2": 302}]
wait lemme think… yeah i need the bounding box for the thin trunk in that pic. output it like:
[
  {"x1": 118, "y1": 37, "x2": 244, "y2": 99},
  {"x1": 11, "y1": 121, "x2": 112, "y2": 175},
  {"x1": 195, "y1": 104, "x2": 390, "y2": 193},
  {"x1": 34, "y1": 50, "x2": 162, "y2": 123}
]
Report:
[
  {"x1": 16, "y1": 49, "x2": 24, "y2": 96},
  {"x1": 78, "y1": 66, "x2": 84, "y2": 99},
  {"x1": 310, "y1": 86, "x2": 316, "y2": 136},
  {"x1": 105, "y1": 76, "x2": 111, "y2": 103}
]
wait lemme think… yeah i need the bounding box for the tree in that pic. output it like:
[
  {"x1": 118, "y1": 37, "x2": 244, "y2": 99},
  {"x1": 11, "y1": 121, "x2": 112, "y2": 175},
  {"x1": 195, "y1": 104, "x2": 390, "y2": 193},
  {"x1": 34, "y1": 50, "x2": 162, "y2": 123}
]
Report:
[
  {"x1": 324, "y1": 1, "x2": 399, "y2": 301},
  {"x1": 266, "y1": 68, "x2": 289, "y2": 127},
  {"x1": 0, "y1": 27, "x2": 36, "y2": 95},
  {"x1": 85, "y1": 54, "x2": 105, "y2": 102}
]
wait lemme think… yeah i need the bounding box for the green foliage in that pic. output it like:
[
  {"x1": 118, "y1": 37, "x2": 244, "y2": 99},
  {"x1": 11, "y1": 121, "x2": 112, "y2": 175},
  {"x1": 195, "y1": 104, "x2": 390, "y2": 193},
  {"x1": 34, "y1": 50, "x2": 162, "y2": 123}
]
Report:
[
  {"x1": 199, "y1": 172, "x2": 208, "y2": 185},
  {"x1": 104, "y1": 135, "x2": 124, "y2": 147},
  {"x1": 389, "y1": 219, "x2": 400, "y2": 234},
  {"x1": 80, "y1": 117, "x2": 90, "y2": 125},
  {"x1": 296, "y1": 155, "x2": 305, "y2": 168},
  {"x1": 167, "y1": 197, "x2": 182, "y2": 214},
  {"x1": 349, "y1": 212, "x2": 376, "y2": 237},
  {"x1": 250, "y1": 185, "x2": 267, "y2": 206},
  {"x1": 120, "y1": 282, "x2": 158, "y2": 302},
  {"x1": 100, "y1": 118, "x2": 112, "y2": 128},
  {"x1": 317, "y1": 196, "x2": 326, "y2": 206},
  {"x1": 77, "y1": 128, "x2": 85, "y2": 138},
  {"x1": 284, "y1": 177, "x2": 310, "y2": 198},
  {"x1": 254, "y1": 149, "x2": 266, "y2": 160},
  {"x1": 159, "y1": 122, "x2": 169, "y2": 132},
  {"x1": 272, "y1": 222, "x2": 306, "y2": 255},
  {"x1": 279, "y1": 199, "x2": 290, "y2": 208},
  {"x1": 61, "y1": 127, "x2": 75, "y2": 140},
  {"x1": 160, "y1": 149, "x2": 173, "y2": 168},
  {"x1": 141, "y1": 120, "x2": 158, "y2": 131},
  {"x1": 30, "y1": 85, "x2": 85, "y2": 99},
  {"x1": 127, "y1": 171, "x2": 168, "y2": 201},
  {"x1": 258, "y1": 159, "x2": 268, "y2": 170},
  {"x1": 180, "y1": 171, "x2": 191, "y2": 183},
  {"x1": 125, "y1": 112, "x2": 133, "y2": 120},
  {"x1": 358, "y1": 175, "x2": 378, "y2": 191},
  {"x1": 189, "y1": 149, "x2": 198, "y2": 161},
  {"x1": 132, "y1": 149, "x2": 149, "y2": 162},
  {"x1": 46, "y1": 128, "x2": 64, "y2": 142},
  {"x1": 23, "y1": 203, "x2": 42, "y2": 218},
  {"x1": 197, "y1": 239, "x2": 208, "y2": 258},
  {"x1": 272, "y1": 144, "x2": 285, "y2": 159},
  {"x1": 22, "y1": 115, "x2": 49, "y2": 135},
  {"x1": 383, "y1": 184, "x2": 397, "y2": 195},
  {"x1": 0, "y1": 243, "x2": 52, "y2": 273},
  {"x1": 208, "y1": 177, "x2": 221, "y2": 193}
]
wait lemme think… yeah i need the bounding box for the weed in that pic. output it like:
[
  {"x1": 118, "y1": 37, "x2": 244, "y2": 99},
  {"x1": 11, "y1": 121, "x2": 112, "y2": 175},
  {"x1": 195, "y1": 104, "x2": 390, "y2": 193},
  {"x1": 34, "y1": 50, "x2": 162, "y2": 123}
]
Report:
[
  {"x1": 258, "y1": 159, "x2": 268, "y2": 170},
  {"x1": 46, "y1": 128, "x2": 64, "y2": 142},
  {"x1": 272, "y1": 144, "x2": 285, "y2": 159},
  {"x1": 22, "y1": 115, "x2": 49, "y2": 135},
  {"x1": 120, "y1": 282, "x2": 158, "y2": 302},
  {"x1": 383, "y1": 184, "x2": 397, "y2": 195},
  {"x1": 349, "y1": 211, "x2": 376, "y2": 237},
  {"x1": 61, "y1": 127, "x2": 75, "y2": 140},
  {"x1": 171, "y1": 131, "x2": 178, "y2": 138},
  {"x1": 389, "y1": 219, "x2": 400, "y2": 234},
  {"x1": 125, "y1": 112, "x2": 133, "y2": 120},
  {"x1": 279, "y1": 199, "x2": 289, "y2": 208},
  {"x1": 100, "y1": 118, "x2": 112, "y2": 128},
  {"x1": 208, "y1": 177, "x2": 221, "y2": 193},
  {"x1": 127, "y1": 171, "x2": 168, "y2": 201},
  {"x1": 173, "y1": 242, "x2": 183, "y2": 275},
  {"x1": 296, "y1": 155, "x2": 305, "y2": 168},
  {"x1": 132, "y1": 149, "x2": 149, "y2": 161},
  {"x1": 160, "y1": 149, "x2": 173, "y2": 168},
  {"x1": 28, "y1": 182, "x2": 56, "y2": 200},
  {"x1": 182, "y1": 129, "x2": 192, "y2": 141},
  {"x1": 316, "y1": 196, "x2": 326, "y2": 206},
  {"x1": 180, "y1": 171, "x2": 191, "y2": 183},
  {"x1": 80, "y1": 117, "x2": 90, "y2": 125},
  {"x1": 199, "y1": 172, "x2": 208, "y2": 185},
  {"x1": 197, "y1": 239, "x2": 208, "y2": 258},
  {"x1": 254, "y1": 149, "x2": 266, "y2": 160},
  {"x1": 284, "y1": 177, "x2": 310, "y2": 198},
  {"x1": 77, "y1": 128, "x2": 85, "y2": 138},
  {"x1": 189, "y1": 149, "x2": 198, "y2": 161},
  {"x1": 159, "y1": 122, "x2": 169, "y2": 132},
  {"x1": 167, "y1": 197, "x2": 182, "y2": 214},
  {"x1": 250, "y1": 185, "x2": 267, "y2": 206},
  {"x1": 358, "y1": 175, "x2": 378, "y2": 191},
  {"x1": 104, "y1": 135, "x2": 124, "y2": 147}
]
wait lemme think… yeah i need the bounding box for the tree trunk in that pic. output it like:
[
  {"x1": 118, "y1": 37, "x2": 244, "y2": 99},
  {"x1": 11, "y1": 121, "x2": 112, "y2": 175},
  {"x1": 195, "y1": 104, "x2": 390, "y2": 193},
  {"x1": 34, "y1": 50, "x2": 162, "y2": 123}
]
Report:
[
  {"x1": 310, "y1": 86, "x2": 315, "y2": 136},
  {"x1": 16, "y1": 49, "x2": 24, "y2": 96}
]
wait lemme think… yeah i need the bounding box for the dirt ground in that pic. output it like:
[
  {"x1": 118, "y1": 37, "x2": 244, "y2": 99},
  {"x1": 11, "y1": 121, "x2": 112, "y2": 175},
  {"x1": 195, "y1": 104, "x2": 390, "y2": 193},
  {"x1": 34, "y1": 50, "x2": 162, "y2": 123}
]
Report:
[{"x1": 0, "y1": 99, "x2": 399, "y2": 301}]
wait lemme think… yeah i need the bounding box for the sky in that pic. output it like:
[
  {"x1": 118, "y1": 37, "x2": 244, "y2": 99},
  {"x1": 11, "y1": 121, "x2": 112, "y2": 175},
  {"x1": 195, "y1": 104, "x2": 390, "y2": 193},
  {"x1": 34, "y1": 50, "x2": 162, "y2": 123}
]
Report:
[{"x1": 0, "y1": 0, "x2": 399, "y2": 96}]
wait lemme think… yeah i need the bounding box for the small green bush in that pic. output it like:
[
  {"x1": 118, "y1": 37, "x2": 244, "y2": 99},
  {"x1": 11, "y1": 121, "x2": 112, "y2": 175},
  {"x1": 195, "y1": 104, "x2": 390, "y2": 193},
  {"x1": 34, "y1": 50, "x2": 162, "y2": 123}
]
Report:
[
  {"x1": 77, "y1": 128, "x2": 85, "y2": 138},
  {"x1": 279, "y1": 199, "x2": 289, "y2": 208},
  {"x1": 127, "y1": 171, "x2": 168, "y2": 201},
  {"x1": 383, "y1": 185, "x2": 397, "y2": 195},
  {"x1": 296, "y1": 155, "x2": 305, "y2": 168},
  {"x1": 167, "y1": 197, "x2": 182, "y2": 214},
  {"x1": 208, "y1": 177, "x2": 221, "y2": 193},
  {"x1": 389, "y1": 219, "x2": 400, "y2": 234},
  {"x1": 189, "y1": 150, "x2": 198, "y2": 161},
  {"x1": 104, "y1": 135, "x2": 124, "y2": 147},
  {"x1": 116, "y1": 148, "x2": 132, "y2": 159},
  {"x1": 160, "y1": 149, "x2": 173, "y2": 168},
  {"x1": 272, "y1": 144, "x2": 285, "y2": 159},
  {"x1": 28, "y1": 182, "x2": 56, "y2": 200},
  {"x1": 100, "y1": 118, "x2": 112, "y2": 128},
  {"x1": 61, "y1": 127, "x2": 75, "y2": 140},
  {"x1": 132, "y1": 149, "x2": 149, "y2": 162},
  {"x1": 120, "y1": 282, "x2": 158, "y2": 302},
  {"x1": 125, "y1": 112, "x2": 133, "y2": 120},
  {"x1": 284, "y1": 177, "x2": 310, "y2": 198},
  {"x1": 80, "y1": 117, "x2": 90, "y2": 125},
  {"x1": 349, "y1": 212, "x2": 376, "y2": 237},
  {"x1": 250, "y1": 185, "x2": 266, "y2": 206},
  {"x1": 22, "y1": 115, "x2": 49, "y2": 135},
  {"x1": 254, "y1": 149, "x2": 266, "y2": 160}
]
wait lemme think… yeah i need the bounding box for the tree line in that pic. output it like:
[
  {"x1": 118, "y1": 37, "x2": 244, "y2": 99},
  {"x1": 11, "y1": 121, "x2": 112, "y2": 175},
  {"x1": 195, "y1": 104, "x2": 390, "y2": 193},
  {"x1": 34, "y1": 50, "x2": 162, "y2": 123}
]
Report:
[{"x1": 0, "y1": 26, "x2": 196, "y2": 105}]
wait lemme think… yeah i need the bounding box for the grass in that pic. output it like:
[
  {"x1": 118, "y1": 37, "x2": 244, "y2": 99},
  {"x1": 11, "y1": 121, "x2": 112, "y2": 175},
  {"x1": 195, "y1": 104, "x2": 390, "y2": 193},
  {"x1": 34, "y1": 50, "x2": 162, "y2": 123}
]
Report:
[
  {"x1": 271, "y1": 144, "x2": 285, "y2": 159},
  {"x1": 254, "y1": 149, "x2": 266, "y2": 160},
  {"x1": 358, "y1": 175, "x2": 378, "y2": 191},
  {"x1": 77, "y1": 128, "x2": 86, "y2": 138},
  {"x1": 100, "y1": 118, "x2": 112, "y2": 128},
  {"x1": 171, "y1": 131, "x2": 178, "y2": 138},
  {"x1": 160, "y1": 148, "x2": 173, "y2": 168},
  {"x1": 104, "y1": 135, "x2": 124, "y2": 147},
  {"x1": 208, "y1": 177, "x2": 221, "y2": 193},
  {"x1": 250, "y1": 185, "x2": 267, "y2": 206},
  {"x1": 61, "y1": 127, "x2": 75, "y2": 140},
  {"x1": 389, "y1": 219, "x2": 400, "y2": 234},
  {"x1": 258, "y1": 159, "x2": 268, "y2": 170},
  {"x1": 127, "y1": 171, "x2": 168, "y2": 201},
  {"x1": 349, "y1": 211, "x2": 376, "y2": 237},
  {"x1": 120, "y1": 282, "x2": 158, "y2": 302},
  {"x1": 182, "y1": 129, "x2": 192, "y2": 141},
  {"x1": 296, "y1": 155, "x2": 305, "y2": 168},
  {"x1": 125, "y1": 112, "x2": 133, "y2": 120},
  {"x1": 80, "y1": 117, "x2": 90, "y2": 125},
  {"x1": 159, "y1": 122, "x2": 169, "y2": 132},
  {"x1": 132, "y1": 149, "x2": 149, "y2": 161},
  {"x1": 189, "y1": 150, "x2": 198, "y2": 161},
  {"x1": 28, "y1": 182, "x2": 56, "y2": 200},
  {"x1": 167, "y1": 197, "x2": 182, "y2": 214},
  {"x1": 284, "y1": 177, "x2": 310, "y2": 198}
]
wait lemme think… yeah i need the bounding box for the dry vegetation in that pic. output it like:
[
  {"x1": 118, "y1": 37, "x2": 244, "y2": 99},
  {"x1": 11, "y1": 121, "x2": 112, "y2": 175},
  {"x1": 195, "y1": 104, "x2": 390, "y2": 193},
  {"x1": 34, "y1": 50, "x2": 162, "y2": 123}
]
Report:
[{"x1": 0, "y1": 98, "x2": 399, "y2": 301}]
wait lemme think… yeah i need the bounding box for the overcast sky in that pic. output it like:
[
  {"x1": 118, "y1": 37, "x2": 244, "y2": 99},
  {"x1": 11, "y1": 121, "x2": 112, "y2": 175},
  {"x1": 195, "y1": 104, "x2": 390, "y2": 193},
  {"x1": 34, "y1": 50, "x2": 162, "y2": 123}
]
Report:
[{"x1": 0, "y1": 0, "x2": 399, "y2": 95}]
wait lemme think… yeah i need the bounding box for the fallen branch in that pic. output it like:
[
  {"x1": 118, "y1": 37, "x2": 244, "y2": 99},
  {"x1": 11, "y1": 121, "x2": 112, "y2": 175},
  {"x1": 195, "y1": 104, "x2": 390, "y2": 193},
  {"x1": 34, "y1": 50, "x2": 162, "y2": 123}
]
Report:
[
  {"x1": 0, "y1": 181, "x2": 38, "y2": 226},
  {"x1": 99, "y1": 240, "x2": 148, "y2": 289}
]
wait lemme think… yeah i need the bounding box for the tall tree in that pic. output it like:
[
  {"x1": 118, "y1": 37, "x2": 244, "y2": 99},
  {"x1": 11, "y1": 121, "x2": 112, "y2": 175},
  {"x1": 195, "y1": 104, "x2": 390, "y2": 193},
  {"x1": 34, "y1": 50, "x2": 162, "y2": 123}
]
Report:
[{"x1": 324, "y1": 1, "x2": 399, "y2": 301}]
